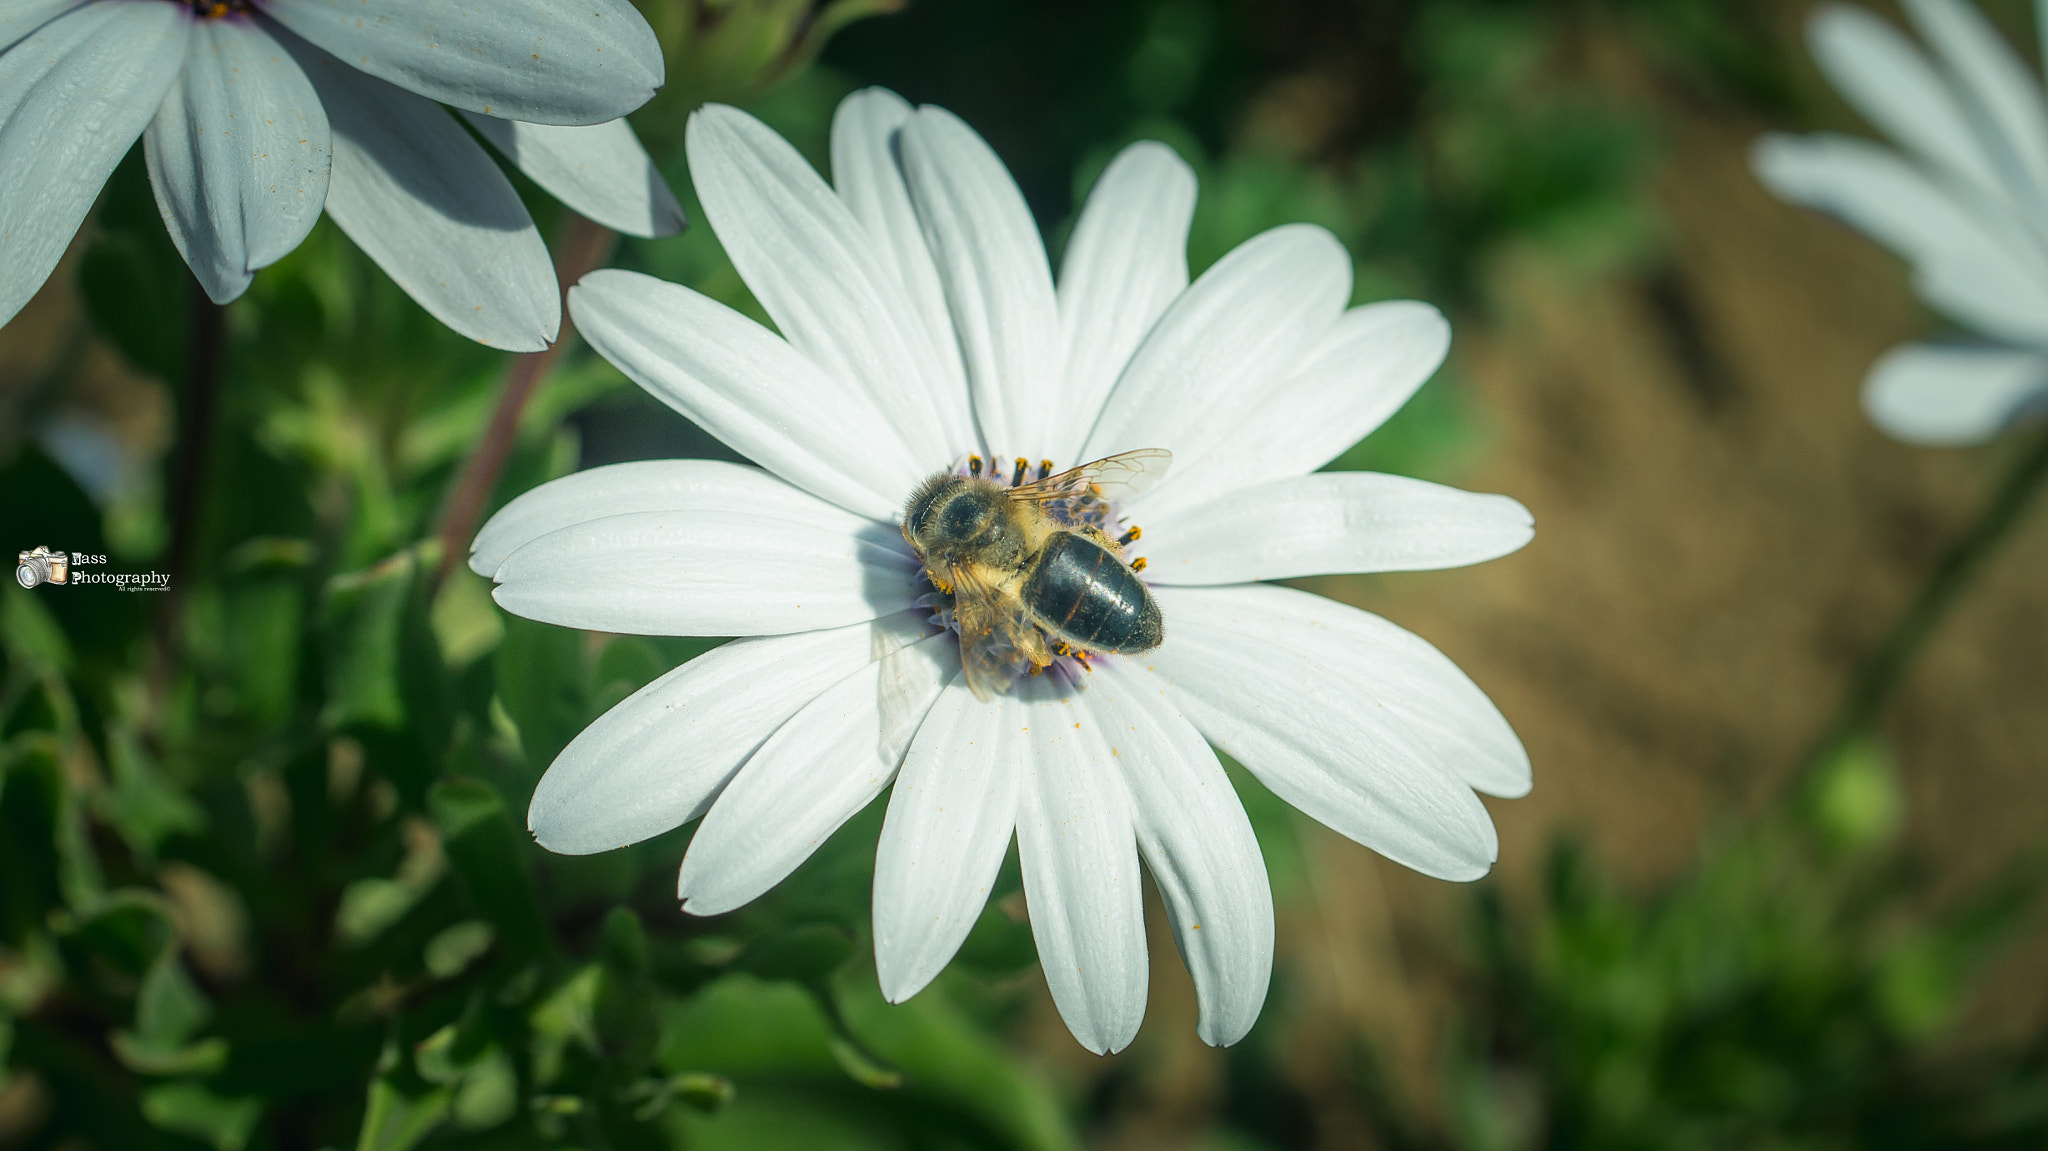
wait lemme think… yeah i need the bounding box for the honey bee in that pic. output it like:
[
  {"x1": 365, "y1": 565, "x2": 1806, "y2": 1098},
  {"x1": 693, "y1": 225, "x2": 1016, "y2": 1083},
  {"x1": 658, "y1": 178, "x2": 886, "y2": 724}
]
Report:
[{"x1": 902, "y1": 448, "x2": 1172, "y2": 700}]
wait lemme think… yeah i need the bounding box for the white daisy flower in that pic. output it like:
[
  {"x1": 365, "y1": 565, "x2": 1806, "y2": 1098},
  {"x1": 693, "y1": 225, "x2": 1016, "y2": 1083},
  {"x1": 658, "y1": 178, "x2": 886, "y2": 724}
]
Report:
[
  {"x1": 0, "y1": 0, "x2": 683, "y2": 349},
  {"x1": 473, "y1": 90, "x2": 1535, "y2": 1053},
  {"x1": 1753, "y1": 0, "x2": 2048, "y2": 445}
]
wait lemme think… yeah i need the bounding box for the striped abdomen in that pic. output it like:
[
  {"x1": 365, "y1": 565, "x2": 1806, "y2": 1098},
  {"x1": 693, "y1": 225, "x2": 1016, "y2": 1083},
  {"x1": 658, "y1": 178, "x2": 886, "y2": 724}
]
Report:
[{"x1": 1021, "y1": 531, "x2": 1163, "y2": 654}]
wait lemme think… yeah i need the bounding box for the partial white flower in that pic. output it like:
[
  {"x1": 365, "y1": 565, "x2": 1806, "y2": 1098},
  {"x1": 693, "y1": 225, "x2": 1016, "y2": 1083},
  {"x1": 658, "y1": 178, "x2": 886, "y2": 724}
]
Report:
[
  {"x1": 0, "y1": 0, "x2": 684, "y2": 350},
  {"x1": 477, "y1": 90, "x2": 1535, "y2": 1053},
  {"x1": 1753, "y1": 0, "x2": 2048, "y2": 444}
]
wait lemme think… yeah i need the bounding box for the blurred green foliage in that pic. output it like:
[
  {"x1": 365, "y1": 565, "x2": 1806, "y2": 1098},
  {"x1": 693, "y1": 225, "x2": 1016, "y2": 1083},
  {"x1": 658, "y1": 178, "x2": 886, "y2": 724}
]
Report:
[{"x1": 4, "y1": 1, "x2": 2045, "y2": 1149}]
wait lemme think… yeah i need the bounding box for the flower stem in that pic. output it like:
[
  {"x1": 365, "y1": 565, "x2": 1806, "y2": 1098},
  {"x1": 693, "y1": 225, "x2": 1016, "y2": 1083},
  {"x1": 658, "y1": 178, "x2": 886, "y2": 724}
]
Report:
[
  {"x1": 149, "y1": 281, "x2": 226, "y2": 704},
  {"x1": 1805, "y1": 426, "x2": 2048, "y2": 770},
  {"x1": 432, "y1": 212, "x2": 616, "y2": 588}
]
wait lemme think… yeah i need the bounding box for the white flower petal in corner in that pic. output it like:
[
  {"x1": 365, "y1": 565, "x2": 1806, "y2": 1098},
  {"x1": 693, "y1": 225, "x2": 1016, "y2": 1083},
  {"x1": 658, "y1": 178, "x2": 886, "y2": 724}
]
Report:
[
  {"x1": 144, "y1": 16, "x2": 330, "y2": 304},
  {"x1": 0, "y1": 1, "x2": 84, "y2": 55},
  {"x1": 1900, "y1": 0, "x2": 2048, "y2": 211},
  {"x1": 1863, "y1": 342, "x2": 2048, "y2": 445},
  {"x1": 1015, "y1": 682, "x2": 1149, "y2": 1056},
  {"x1": 505, "y1": 90, "x2": 1532, "y2": 1053},
  {"x1": 492, "y1": 509, "x2": 918, "y2": 637},
  {"x1": 527, "y1": 615, "x2": 934, "y2": 855},
  {"x1": 462, "y1": 113, "x2": 683, "y2": 238},
  {"x1": 1752, "y1": 132, "x2": 2048, "y2": 346},
  {"x1": 1093, "y1": 661, "x2": 1272, "y2": 1048},
  {"x1": 0, "y1": 3, "x2": 186, "y2": 328},
  {"x1": 261, "y1": 0, "x2": 662, "y2": 126},
  {"x1": 1141, "y1": 472, "x2": 1532, "y2": 584},
  {"x1": 1806, "y1": 4, "x2": 2006, "y2": 200},
  {"x1": 873, "y1": 675, "x2": 1027, "y2": 1004},
  {"x1": 678, "y1": 631, "x2": 958, "y2": 915},
  {"x1": 295, "y1": 46, "x2": 559, "y2": 352}
]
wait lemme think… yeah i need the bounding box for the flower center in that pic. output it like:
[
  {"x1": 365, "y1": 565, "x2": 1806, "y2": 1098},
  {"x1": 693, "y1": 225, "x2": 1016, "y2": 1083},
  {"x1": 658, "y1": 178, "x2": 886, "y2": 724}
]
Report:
[{"x1": 901, "y1": 453, "x2": 1161, "y2": 699}]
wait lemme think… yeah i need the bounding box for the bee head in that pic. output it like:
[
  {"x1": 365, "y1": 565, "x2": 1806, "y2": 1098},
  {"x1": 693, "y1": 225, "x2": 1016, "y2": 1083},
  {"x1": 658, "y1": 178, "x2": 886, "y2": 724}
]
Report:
[{"x1": 901, "y1": 474, "x2": 1000, "y2": 554}]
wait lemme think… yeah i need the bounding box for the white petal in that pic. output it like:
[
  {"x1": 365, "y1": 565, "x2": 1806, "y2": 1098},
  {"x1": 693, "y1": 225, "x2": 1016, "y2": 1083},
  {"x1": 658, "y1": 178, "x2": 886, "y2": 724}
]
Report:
[
  {"x1": 471, "y1": 459, "x2": 832, "y2": 577},
  {"x1": 527, "y1": 612, "x2": 935, "y2": 854},
  {"x1": 1806, "y1": 4, "x2": 2007, "y2": 200},
  {"x1": 1145, "y1": 585, "x2": 1504, "y2": 876},
  {"x1": 463, "y1": 113, "x2": 682, "y2": 238},
  {"x1": 144, "y1": 15, "x2": 329, "y2": 304},
  {"x1": 260, "y1": 0, "x2": 661, "y2": 125},
  {"x1": 570, "y1": 269, "x2": 926, "y2": 521},
  {"x1": 1092, "y1": 661, "x2": 1271, "y2": 1048},
  {"x1": 1862, "y1": 340, "x2": 2048, "y2": 444},
  {"x1": 873, "y1": 673, "x2": 1023, "y2": 1003},
  {"x1": 491, "y1": 507, "x2": 918, "y2": 637},
  {"x1": 1057, "y1": 140, "x2": 1196, "y2": 447},
  {"x1": 1901, "y1": 0, "x2": 2048, "y2": 213},
  {"x1": 898, "y1": 105, "x2": 1063, "y2": 459},
  {"x1": 0, "y1": 1, "x2": 84, "y2": 56},
  {"x1": 686, "y1": 104, "x2": 971, "y2": 464},
  {"x1": 677, "y1": 630, "x2": 959, "y2": 915},
  {"x1": 1136, "y1": 301, "x2": 1452, "y2": 519},
  {"x1": 291, "y1": 44, "x2": 558, "y2": 351},
  {"x1": 830, "y1": 87, "x2": 968, "y2": 409},
  {"x1": 1752, "y1": 132, "x2": 2048, "y2": 346},
  {"x1": 1139, "y1": 472, "x2": 1533, "y2": 584},
  {"x1": 1080, "y1": 224, "x2": 1351, "y2": 497},
  {"x1": 1157, "y1": 583, "x2": 1528, "y2": 799},
  {"x1": 0, "y1": 3, "x2": 185, "y2": 329},
  {"x1": 1014, "y1": 680, "x2": 1148, "y2": 1055}
]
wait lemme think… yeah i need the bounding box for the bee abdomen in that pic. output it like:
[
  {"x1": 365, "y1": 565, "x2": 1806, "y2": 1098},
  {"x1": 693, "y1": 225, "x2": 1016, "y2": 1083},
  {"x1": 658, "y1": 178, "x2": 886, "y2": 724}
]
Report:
[{"x1": 1023, "y1": 533, "x2": 1163, "y2": 654}]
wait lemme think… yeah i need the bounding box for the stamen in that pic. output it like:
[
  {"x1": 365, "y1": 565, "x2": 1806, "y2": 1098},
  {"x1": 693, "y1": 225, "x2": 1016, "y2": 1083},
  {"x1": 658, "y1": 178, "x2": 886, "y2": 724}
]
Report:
[
  {"x1": 1039, "y1": 460, "x2": 1053, "y2": 480},
  {"x1": 1012, "y1": 458, "x2": 1028, "y2": 486},
  {"x1": 968, "y1": 455, "x2": 983, "y2": 478},
  {"x1": 1118, "y1": 525, "x2": 1142, "y2": 546},
  {"x1": 1131, "y1": 557, "x2": 1148, "y2": 572}
]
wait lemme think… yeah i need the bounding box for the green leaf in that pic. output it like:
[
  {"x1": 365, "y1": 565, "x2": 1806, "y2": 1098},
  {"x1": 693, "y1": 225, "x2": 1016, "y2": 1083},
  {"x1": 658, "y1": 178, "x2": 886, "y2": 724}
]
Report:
[
  {"x1": 451, "y1": 1046, "x2": 518, "y2": 1131},
  {"x1": 322, "y1": 552, "x2": 417, "y2": 731},
  {"x1": 423, "y1": 920, "x2": 496, "y2": 979},
  {"x1": 426, "y1": 778, "x2": 550, "y2": 959},
  {"x1": 354, "y1": 1075, "x2": 451, "y2": 1151},
  {"x1": 141, "y1": 1082, "x2": 262, "y2": 1151},
  {"x1": 493, "y1": 615, "x2": 589, "y2": 769},
  {"x1": 335, "y1": 878, "x2": 429, "y2": 947},
  {"x1": 738, "y1": 924, "x2": 855, "y2": 984},
  {"x1": 111, "y1": 1033, "x2": 231, "y2": 1077},
  {"x1": 834, "y1": 970, "x2": 1077, "y2": 1151},
  {"x1": 1, "y1": 585, "x2": 73, "y2": 673},
  {"x1": 135, "y1": 950, "x2": 211, "y2": 1046}
]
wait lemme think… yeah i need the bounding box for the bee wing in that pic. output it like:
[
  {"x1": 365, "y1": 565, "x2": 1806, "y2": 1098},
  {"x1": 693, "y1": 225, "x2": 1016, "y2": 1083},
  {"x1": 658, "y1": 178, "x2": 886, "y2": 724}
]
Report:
[
  {"x1": 943, "y1": 562, "x2": 1047, "y2": 701},
  {"x1": 1007, "y1": 448, "x2": 1173, "y2": 507}
]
